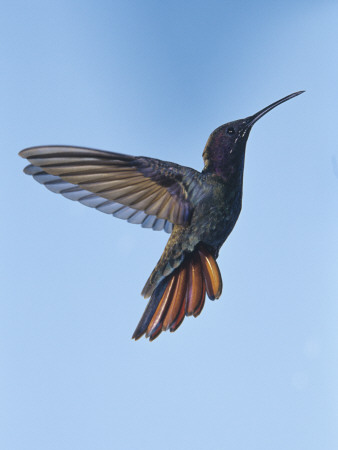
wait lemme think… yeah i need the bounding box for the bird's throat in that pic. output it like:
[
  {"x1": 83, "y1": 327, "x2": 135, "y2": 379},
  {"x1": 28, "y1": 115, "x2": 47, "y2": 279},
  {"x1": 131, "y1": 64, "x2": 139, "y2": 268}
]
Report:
[{"x1": 203, "y1": 150, "x2": 246, "y2": 186}]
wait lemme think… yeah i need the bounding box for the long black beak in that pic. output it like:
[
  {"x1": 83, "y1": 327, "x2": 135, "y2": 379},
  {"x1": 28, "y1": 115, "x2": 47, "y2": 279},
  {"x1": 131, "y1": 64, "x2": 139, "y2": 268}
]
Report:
[{"x1": 247, "y1": 91, "x2": 305, "y2": 127}]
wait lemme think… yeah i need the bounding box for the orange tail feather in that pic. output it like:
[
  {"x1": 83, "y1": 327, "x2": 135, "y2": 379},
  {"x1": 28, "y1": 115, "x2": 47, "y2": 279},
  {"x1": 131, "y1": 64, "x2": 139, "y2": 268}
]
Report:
[
  {"x1": 198, "y1": 246, "x2": 222, "y2": 300},
  {"x1": 145, "y1": 274, "x2": 177, "y2": 340},
  {"x1": 169, "y1": 296, "x2": 186, "y2": 332},
  {"x1": 163, "y1": 263, "x2": 187, "y2": 330},
  {"x1": 186, "y1": 252, "x2": 204, "y2": 316},
  {"x1": 132, "y1": 244, "x2": 222, "y2": 341},
  {"x1": 193, "y1": 276, "x2": 206, "y2": 318}
]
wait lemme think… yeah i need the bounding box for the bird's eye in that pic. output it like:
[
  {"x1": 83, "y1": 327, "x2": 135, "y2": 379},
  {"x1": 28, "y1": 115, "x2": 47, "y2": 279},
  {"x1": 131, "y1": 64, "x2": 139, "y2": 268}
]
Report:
[{"x1": 227, "y1": 127, "x2": 235, "y2": 135}]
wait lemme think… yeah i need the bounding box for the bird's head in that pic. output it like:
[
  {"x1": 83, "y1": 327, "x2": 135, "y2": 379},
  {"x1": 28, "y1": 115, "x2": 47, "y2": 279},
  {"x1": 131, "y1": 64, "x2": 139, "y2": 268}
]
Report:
[{"x1": 202, "y1": 91, "x2": 304, "y2": 179}]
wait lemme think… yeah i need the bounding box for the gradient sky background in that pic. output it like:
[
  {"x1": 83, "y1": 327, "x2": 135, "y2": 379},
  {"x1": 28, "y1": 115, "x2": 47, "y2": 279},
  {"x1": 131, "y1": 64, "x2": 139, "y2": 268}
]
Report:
[{"x1": 1, "y1": 1, "x2": 338, "y2": 449}]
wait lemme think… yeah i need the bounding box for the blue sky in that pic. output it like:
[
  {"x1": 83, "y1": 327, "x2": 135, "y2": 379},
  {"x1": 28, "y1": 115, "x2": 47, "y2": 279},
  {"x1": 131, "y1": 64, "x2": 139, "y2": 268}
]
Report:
[{"x1": 1, "y1": 1, "x2": 338, "y2": 449}]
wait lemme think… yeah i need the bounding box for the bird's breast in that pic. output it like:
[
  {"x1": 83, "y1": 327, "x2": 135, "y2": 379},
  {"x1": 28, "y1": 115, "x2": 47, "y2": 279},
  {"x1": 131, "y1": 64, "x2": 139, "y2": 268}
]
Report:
[{"x1": 189, "y1": 178, "x2": 243, "y2": 251}]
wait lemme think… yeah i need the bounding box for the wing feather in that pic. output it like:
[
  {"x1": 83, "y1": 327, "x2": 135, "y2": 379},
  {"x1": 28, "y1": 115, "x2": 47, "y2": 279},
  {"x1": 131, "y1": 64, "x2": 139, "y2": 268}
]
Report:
[{"x1": 20, "y1": 145, "x2": 201, "y2": 233}]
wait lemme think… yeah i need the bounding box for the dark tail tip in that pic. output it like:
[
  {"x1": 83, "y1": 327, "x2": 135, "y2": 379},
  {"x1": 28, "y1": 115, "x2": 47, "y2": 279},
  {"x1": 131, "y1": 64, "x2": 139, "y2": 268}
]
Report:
[{"x1": 132, "y1": 278, "x2": 169, "y2": 341}]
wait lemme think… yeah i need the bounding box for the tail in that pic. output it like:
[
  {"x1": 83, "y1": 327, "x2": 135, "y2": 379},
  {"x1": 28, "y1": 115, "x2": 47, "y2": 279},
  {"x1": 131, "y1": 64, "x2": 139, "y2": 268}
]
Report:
[{"x1": 132, "y1": 244, "x2": 222, "y2": 341}]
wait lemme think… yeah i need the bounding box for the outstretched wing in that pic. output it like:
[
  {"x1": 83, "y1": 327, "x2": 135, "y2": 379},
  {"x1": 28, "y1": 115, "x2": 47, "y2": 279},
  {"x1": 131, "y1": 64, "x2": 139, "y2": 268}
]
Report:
[{"x1": 19, "y1": 146, "x2": 199, "y2": 233}]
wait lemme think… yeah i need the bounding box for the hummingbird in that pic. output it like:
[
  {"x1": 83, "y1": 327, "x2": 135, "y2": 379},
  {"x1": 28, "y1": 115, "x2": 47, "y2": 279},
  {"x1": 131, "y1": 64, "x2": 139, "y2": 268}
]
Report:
[{"x1": 19, "y1": 91, "x2": 304, "y2": 341}]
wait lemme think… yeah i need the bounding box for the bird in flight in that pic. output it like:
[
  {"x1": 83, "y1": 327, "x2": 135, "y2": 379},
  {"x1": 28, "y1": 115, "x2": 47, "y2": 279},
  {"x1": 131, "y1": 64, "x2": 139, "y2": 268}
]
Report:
[{"x1": 19, "y1": 91, "x2": 304, "y2": 341}]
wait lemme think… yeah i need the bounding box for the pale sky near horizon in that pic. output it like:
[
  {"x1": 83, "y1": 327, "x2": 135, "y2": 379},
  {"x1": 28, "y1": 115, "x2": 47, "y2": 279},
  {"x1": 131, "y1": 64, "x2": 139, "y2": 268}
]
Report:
[{"x1": 1, "y1": 1, "x2": 338, "y2": 449}]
